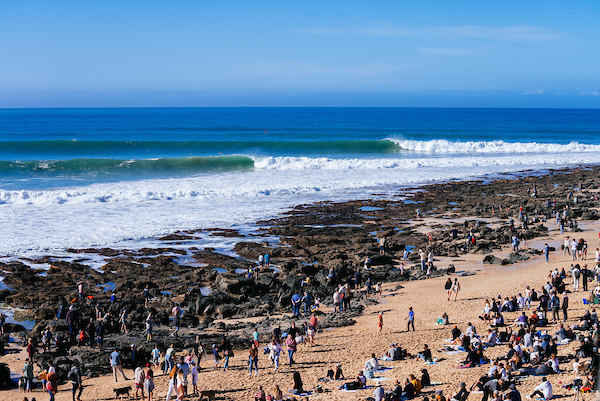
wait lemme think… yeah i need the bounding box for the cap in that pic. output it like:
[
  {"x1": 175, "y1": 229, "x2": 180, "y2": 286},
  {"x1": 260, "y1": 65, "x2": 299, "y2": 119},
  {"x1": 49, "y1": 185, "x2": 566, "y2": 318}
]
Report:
[
  {"x1": 509, "y1": 384, "x2": 516, "y2": 390},
  {"x1": 459, "y1": 382, "x2": 466, "y2": 387},
  {"x1": 436, "y1": 390, "x2": 442, "y2": 395},
  {"x1": 131, "y1": 344, "x2": 135, "y2": 348}
]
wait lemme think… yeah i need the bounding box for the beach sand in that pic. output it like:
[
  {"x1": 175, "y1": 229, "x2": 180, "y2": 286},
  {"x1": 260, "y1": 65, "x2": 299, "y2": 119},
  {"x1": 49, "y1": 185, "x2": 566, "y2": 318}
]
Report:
[{"x1": 2, "y1": 214, "x2": 599, "y2": 401}]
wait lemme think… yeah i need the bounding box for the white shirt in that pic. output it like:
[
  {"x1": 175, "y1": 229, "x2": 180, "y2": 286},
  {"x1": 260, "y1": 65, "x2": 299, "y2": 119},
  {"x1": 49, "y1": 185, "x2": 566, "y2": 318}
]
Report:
[{"x1": 534, "y1": 381, "x2": 553, "y2": 399}]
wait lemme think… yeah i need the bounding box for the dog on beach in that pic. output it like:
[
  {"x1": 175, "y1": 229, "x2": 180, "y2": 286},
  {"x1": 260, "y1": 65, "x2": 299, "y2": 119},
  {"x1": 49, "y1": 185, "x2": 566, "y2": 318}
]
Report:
[
  {"x1": 113, "y1": 385, "x2": 132, "y2": 399},
  {"x1": 199, "y1": 390, "x2": 216, "y2": 400}
]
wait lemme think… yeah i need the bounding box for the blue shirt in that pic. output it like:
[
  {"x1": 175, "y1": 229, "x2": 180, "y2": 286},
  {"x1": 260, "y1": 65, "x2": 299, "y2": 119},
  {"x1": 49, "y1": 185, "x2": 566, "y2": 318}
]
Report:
[
  {"x1": 110, "y1": 351, "x2": 121, "y2": 366},
  {"x1": 291, "y1": 294, "x2": 301, "y2": 305},
  {"x1": 408, "y1": 311, "x2": 414, "y2": 321}
]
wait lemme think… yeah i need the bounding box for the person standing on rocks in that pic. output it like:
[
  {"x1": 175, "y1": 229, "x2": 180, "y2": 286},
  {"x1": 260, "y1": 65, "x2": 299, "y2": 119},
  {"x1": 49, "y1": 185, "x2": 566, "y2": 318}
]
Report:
[
  {"x1": 110, "y1": 346, "x2": 128, "y2": 381},
  {"x1": 379, "y1": 237, "x2": 386, "y2": 255},
  {"x1": 66, "y1": 306, "x2": 76, "y2": 336},
  {"x1": 301, "y1": 292, "x2": 312, "y2": 316},
  {"x1": 291, "y1": 292, "x2": 301, "y2": 318},
  {"x1": 172, "y1": 303, "x2": 181, "y2": 338},
  {"x1": 120, "y1": 309, "x2": 129, "y2": 334},
  {"x1": 165, "y1": 344, "x2": 176, "y2": 374}
]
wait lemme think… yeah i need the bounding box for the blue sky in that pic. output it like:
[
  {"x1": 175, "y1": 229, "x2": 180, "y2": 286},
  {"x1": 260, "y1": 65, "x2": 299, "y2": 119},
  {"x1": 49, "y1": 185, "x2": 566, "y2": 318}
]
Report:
[{"x1": 0, "y1": 1, "x2": 599, "y2": 107}]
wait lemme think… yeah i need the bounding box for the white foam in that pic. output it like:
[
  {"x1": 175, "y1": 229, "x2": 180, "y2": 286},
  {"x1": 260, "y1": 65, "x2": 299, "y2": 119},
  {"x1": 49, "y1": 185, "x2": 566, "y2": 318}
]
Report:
[
  {"x1": 1, "y1": 151, "x2": 600, "y2": 255},
  {"x1": 389, "y1": 139, "x2": 600, "y2": 154}
]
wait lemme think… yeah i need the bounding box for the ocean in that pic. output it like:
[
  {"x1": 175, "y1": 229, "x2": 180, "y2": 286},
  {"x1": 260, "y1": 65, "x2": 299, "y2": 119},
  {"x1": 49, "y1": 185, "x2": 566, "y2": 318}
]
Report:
[{"x1": 1, "y1": 107, "x2": 600, "y2": 258}]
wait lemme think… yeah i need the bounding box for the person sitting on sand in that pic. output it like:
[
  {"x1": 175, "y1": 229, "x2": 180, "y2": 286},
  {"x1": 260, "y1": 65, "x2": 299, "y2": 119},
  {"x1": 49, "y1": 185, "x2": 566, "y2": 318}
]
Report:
[
  {"x1": 450, "y1": 382, "x2": 469, "y2": 401},
  {"x1": 382, "y1": 343, "x2": 403, "y2": 361},
  {"x1": 391, "y1": 379, "x2": 403, "y2": 400},
  {"x1": 366, "y1": 353, "x2": 380, "y2": 372},
  {"x1": 415, "y1": 344, "x2": 433, "y2": 362},
  {"x1": 272, "y1": 385, "x2": 283, "y2": 401},
  {"x1": 403, "y1": 378, "x2": 416, "y2": 398},
  {"x1": 451, "y1": 325, "x2": 461, "y2": 340},
  {"x1": 435, "y1": 389, "x2": 446, "y2": 401},
  {"x1": 437, "y1": 313, "x2": 449, "y2": 325},
  {"x1": 409, "y1": 374, "x2": 422, "y2": 395},
  {"x1": 290, "y1": 371, "x2": 304, "y2": 395},
  {"x1": 490, "y1": 312, "x2": 505, "y2": 327},
  {"x1": 485, "y1": 329, "x2": 498, "y2": 347},
  {"x1": 421, "y1": 368, "x2": 431, "y2": 387},
  {"x1": 335, "y1": 363, "x2": 344, "y2": 380},
  {"x1": 254, "y1": 386, "x2": 266, "y2": 401}
]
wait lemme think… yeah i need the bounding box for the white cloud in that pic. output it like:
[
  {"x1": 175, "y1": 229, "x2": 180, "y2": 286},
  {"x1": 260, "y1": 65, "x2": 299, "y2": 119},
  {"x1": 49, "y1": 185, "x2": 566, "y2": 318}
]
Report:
[
  {"x1": 580, "y1": 90, "x2": 599, "y2": 96},
  {"x1": 523, "y1": 89, "x2": 544, "y2": 95}
]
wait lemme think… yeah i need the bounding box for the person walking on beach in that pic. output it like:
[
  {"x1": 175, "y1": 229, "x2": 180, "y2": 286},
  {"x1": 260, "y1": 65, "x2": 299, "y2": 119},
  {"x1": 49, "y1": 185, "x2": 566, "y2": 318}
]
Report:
[
  {"x1": 377, "y1": 312, "x2": 383, "y2": 335},
  {"x1": 248, "y1": 343, "x2": 259, "y2": 376},
  {"x1": 445, "y1": 278, "x2": 453, "y2": 301},
  {"x1": 110, "y1": 347, "x2": 128, "y2": 381},
  {"x1": 452, "y1": 278, "x2": 461, "y2": 301},
  {"x1": 405, "y1": 307, "x2": 415, "y2": 332},
  {"x1": 544, "y1": 243, "x2": 550, "y2": 263},
  {"x1": 68, "y1": 361, "x2": 83, "y2": 401}
]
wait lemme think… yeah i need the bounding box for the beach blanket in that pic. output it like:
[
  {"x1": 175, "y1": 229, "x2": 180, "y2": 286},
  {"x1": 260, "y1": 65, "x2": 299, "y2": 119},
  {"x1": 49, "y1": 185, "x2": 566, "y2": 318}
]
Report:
[
  {"x1": 377, "y1": 366, "x2": 394, "y2": 371},
  {"x1": 371, "y1": 377, "x2": 391, "y2": 382},
  {"x1": 425, "y1": 361, "x2": 438, "y2": 365},
  {"x1": 431, "y1": 381, "x2": 443, "y2": 385},
  {"x1": 287, "y1": 391, "x2": 313, "y2": 398},
  {"x1": 340, "y1": 385, "x2": 374, "y2": 393},
  {"x1": 445, "y1": 350, "x2": 465, "y2": 355}
]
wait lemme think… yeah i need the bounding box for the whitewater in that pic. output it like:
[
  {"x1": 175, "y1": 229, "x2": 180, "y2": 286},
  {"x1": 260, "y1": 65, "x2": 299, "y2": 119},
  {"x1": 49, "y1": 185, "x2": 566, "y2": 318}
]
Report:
[{"x1": 2, "y1": 146, "x2": 600, "y2": 256}]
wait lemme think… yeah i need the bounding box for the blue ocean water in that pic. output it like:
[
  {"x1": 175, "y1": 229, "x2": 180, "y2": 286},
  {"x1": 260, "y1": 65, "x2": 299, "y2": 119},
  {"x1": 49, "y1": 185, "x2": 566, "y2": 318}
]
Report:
[{"x1": 0, "y1": 107, "x2": 599, "y2": 256}]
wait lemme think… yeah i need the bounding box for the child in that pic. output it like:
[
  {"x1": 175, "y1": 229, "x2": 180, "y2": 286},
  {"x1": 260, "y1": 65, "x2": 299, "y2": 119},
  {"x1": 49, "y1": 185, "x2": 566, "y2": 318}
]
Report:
[
  {"x1": 378, "y1": 312, "x2": 383, "y2": 335},
  {"x1": 144, "y1": 367, "x2": 154, "y2": 401},
  {"x1": 212, "y1": 344, "x2": 221, "y2": 369},
  {"x1": 190, "y1": 361, "x2": 198, "y2": 396}
]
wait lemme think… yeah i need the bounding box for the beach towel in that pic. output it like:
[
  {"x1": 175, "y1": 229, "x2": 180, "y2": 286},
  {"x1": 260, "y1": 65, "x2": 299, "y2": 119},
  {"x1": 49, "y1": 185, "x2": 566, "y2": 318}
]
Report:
[
  {"x1": 287, "y1": 391, "x2": 313, "y2": 398},
  {"x1": 445, "y1": 350, "x2": 465, "y2": 355},
  {"x1": 340, "y1": 385, "x2": 373, "y2": 392},
  {"x1": 377, "y1": 366, "x2": 394, "y2": 371},
  {"x1": 371, "y1": 377, "x2": 391, "y2": 382},
  {"x1": 425, "y1": 361, "x2": 438, "y2": 365}
]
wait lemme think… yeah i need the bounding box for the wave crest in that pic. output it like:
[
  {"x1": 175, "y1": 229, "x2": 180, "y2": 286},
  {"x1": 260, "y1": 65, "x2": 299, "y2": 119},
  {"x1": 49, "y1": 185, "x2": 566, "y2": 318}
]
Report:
[{"x1": 389, "y1": 139, "x2": 600, "y2": 154}]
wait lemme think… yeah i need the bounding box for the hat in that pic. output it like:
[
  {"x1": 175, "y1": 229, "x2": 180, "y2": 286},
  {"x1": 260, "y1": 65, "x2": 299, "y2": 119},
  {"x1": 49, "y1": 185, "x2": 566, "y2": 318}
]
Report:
[
  {"x1": 459, "y1": 382, "x2": 466, "y2": 387},
  {"x1": 131, "y1": 344, "x2": 135, "y2": 348},
  {"x1": 69, "y1": 306, "x2": 74, "y2": 310},
  {"x1": 509, "y1": 384, "x2": 516, "y2": 390},
  {"x1": 435, "y1": 390, "x2": 442, "y2": 395},
  {"x1": 390, "y1": 343, "x2": 397, "y2": 346},
  {"x1": 146, "y1": 363, "x2": 151, "y2": 367},
  {"x1": 336, "y1": 363, "x2": 341, "y2": 367}
]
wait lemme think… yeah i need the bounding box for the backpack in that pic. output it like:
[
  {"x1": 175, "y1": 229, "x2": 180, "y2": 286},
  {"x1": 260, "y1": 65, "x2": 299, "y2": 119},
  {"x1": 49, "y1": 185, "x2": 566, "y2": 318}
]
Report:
[
  {"x1": 67, "y1": 369, "x2": 76, "y2": 381},
  {"x1": 575, "y1": 270, "x2": 580, "y2": 279}
]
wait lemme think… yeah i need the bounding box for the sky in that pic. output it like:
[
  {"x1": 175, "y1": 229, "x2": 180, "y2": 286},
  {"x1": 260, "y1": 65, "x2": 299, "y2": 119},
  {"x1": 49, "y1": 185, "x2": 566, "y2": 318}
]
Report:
[{"x1": 0, "y1": 1, "x2": 599, "y2": 108}]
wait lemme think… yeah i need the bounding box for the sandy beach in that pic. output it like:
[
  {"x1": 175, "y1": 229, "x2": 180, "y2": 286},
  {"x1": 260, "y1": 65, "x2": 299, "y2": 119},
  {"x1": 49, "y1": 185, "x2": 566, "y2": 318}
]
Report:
[{"x1": 2, "y1": 186, "x2": 599, "y2": 401}]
